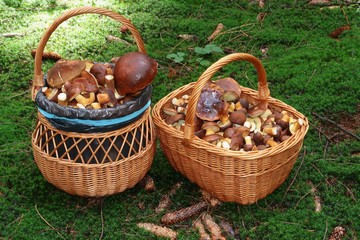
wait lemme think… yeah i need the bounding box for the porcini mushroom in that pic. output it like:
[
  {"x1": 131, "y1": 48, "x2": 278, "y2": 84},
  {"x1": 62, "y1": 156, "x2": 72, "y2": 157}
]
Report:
[
  {"x1": 201, "y1": 122, "x2": 221, "y2": 136},
  {"x1": 75, "y1": 92, "x2": 95, "y2": 106},
  {"x1": 247, "y1": 101, "x2": 268, "y2": 118},
  {"x1": 47, "y1": 59, "x2": 86, "y2": 88},
  {"x1": 113, "y1": 52, "x2": 158, "y2": 95},
  {"x1": 196, "y1": 83, "x2": 228, "y2": 121},
  {"x1": 90, "y1": 63, "x2": 107, "y2": 86},
  {"x1": 229, "y1": 110, "x2": 246, "y2": 125},
  {"x1": 215, "y1": 77, "x2": 241, "y2": 102}
]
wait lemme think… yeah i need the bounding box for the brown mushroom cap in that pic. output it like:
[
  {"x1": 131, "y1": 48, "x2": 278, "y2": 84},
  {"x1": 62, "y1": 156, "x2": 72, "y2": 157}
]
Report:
[
  {"x1": 230, "y1": 133, "x2": 244, "y2": 151},
  {"x1": 229, "y1": 110, "x2": 246, "y2": 125},
  {"x1": 90, "y1": 63, "x2": 107, "y2": 86},
  {"x1": 196, "y1": 83, "x2": 227, "y2": 121},
  {"x1": 47, "y1": 59, "x2": 86, "y2": 88},
  {"x1": 248, "y1": 101, "x2": 268, "y2": 118},
  {"x1": 215, "y1": 77, "x2": 241, "y2": 99},
  {"x1": 113, "y1": 52, "x2": 158, "y2": 95}
]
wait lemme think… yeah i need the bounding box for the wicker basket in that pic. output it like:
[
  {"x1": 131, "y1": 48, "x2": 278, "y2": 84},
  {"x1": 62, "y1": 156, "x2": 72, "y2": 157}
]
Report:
[
  {"x1": 152, "y1": 53, "x2": 309, "y2": 204},
  {"x1": 31, "y1": 7, "x2": 156, "y2": 197}
]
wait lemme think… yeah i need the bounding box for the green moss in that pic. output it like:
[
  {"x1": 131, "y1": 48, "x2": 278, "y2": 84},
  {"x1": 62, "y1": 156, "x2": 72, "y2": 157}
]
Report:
[{"x1": 1, "y1": 0, "x2": 359, "y2": 239}]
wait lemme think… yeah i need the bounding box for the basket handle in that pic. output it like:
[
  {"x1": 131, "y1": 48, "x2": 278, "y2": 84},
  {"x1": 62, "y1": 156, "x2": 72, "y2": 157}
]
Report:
[
  {"x1": 183, "y1": 53, "x2": 270, "y2": 145},
  {"x1": 32, "y1": 6, "x2": 146, "y2": 100}
]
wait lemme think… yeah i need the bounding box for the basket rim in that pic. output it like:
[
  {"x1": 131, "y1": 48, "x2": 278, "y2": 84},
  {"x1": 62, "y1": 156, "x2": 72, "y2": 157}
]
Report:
[{"x1": 152, "y1": 81, "x2": 309, "y2": 160}]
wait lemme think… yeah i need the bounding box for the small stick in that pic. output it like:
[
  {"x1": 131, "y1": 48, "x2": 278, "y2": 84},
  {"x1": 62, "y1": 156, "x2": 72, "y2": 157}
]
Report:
[
  {"x1": 106, "y1": 35, "x2": 131, "y2": 46},
  {"x1": 281, "y1": 148, "x2": 306, "y2": 204},
  {"x1": 35, "y1": 205, "x2": 65, "y2": 240},
  {"x1": 1, "y1": 32, "x2": 25, "y2": 37},
  {"x1": 312, "y1": 112, "x2": 360, "y2": 141},
  {"x1": 99, "y1": 199, "x2": 104, "y2": 240}
]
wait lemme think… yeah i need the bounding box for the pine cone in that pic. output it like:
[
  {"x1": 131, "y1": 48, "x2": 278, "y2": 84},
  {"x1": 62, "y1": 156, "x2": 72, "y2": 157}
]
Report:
[{"x1": 328, "y1": 226, "x2": 346, "y2": 240}]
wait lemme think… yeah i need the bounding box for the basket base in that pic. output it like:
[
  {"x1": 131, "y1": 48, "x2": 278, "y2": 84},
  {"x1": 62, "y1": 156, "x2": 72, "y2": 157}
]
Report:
[{"x1": 32, "y1": 108, "x2": 156, "y2": 197}]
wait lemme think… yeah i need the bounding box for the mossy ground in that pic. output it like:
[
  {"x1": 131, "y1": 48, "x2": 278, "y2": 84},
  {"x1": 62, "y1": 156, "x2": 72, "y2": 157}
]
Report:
[{"x1": 0, "y1": 0, "x2": 359, "y2": 239}]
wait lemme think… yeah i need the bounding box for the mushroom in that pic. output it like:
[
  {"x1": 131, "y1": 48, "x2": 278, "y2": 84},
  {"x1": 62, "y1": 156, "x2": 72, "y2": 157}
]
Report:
[
  {"x1": 239, "y1": 98, "x2": 250, "y2": 110},
  {"x1": 97, "y1": 86, "x2": 117, "y2": 107},
  {"x1": 202, "y1": 134, "x2": 222, "y2": 144},
  {"x1": 243, "y1": 136, "x2": 254, "y2": 151},
  {"x1": 223, "y1": 127, "x2": 238, "y2": 139},
  {"x1": 91, "y1": 102, "x2": 101, "y2": 110},
  {"x1": 163, "y1": 107, "x2": 178, "y2": 116},
  {"x1": 215, "y1": 77, "x2": 241, "y2": 102},
  {"x1": 105, "y1": 75, "x2": 115, "y2": 93},
  {"x1": 247, "y1": 101, "x2": 268, "y2": 118},
  {"x1": 43, "y1": 87, "x2": 59, "y2": 102},
  {"x1": 229, "y1": 110, "x2": 246, "y2": 125},
  {"x1": 57, "y1": 92, "x2": 68, "y2": 106},
  {"x1": 165, "y1": 113, "x2": 185, "y2": 125},
  {"x1": 196, "y1": 83, "x2": 228, "y2": 121},
  {"x1": 201, "y1": 122, "x2": 221, "y2": 136},
  {"x1": 113, "y1": 52, "x2": 158, "y2": 95},
  {"x1": 47, "y1": 59, "x2": 86, "y2": 88},
  {"x1": 230, "y1": 133, "x2": 244, "y2": 151},
  {"x1": 253, "y1": 132, "x2": 265, "y2": 146},
  {"x1": 75, "y1": 92, "x2": 95, "y2": 106},
  {"x1": 71, "y1": 77, "x2": 98, "y2": 93},
  {"x1": 90, "y1": 63, "x2": 107, "y2": 86},
  {"x1": 217, "y1": 115, "x2": 232, "y2": 131},
  {"x1": 289, "y1": 118, "x2": 303, "y2": 135}
]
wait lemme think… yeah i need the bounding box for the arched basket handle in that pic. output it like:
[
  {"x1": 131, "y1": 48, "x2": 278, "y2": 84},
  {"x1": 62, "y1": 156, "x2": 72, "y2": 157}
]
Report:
[
  {"x1": 32, "y1": 6, "x2": 146, "y2": 100},
  {"x1": 183, "y1": 53, "x2": 270, "y2": 145}
]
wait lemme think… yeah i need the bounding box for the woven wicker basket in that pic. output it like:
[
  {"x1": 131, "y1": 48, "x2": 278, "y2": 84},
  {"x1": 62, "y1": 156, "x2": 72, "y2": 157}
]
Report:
[
  {"x1": 31, "y1": 7, "x2": 156, "y2": 197},
  {"x1": 152, "y1": 53, "x2": 309, "y2": 204}
]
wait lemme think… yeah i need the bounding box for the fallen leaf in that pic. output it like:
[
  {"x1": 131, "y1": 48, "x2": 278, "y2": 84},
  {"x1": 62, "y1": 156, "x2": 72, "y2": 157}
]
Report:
[{"x1": 329, "y1": 25, "x2": 351, "y2": 39}]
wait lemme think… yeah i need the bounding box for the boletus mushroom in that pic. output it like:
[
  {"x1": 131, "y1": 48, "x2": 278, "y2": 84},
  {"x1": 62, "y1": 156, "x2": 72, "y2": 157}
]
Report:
[
  {"x1": 113, "y1": 52, "x2": 158, "y2": 95},
  {"x1": 47, "y1": 59, "x2": 86, "y2": 88},
  {"x1": 196, "y1": 83, "x2": 228, "y2": 121},
  {"x1": 215, "y1": 77, "x2": 241, "y2": 103}
]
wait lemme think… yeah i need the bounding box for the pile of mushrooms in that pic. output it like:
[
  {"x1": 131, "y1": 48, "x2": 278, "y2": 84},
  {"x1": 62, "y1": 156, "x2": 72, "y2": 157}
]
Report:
[
  {"x1": 162, "y1": 77, "x2": 304, "y2": 152},
  {"x1": 42, "y1": 52, "x2": 158, "y2": 109}
]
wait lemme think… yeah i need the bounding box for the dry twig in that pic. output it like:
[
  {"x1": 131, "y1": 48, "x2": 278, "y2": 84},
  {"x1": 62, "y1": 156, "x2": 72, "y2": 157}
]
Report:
[
  {"x1": 106, "y1": 35, "x2": 132, "y2": 46},
  {"x1": 35, "y1": 205, "x2": 65, "y2": 240},
  {"x1": 1, "y1": 32, "x2": 25, "y2": 37},
  {"x1": 280, "y1": 147, "x2": 306, "y2": 204},
  {"x1": 312, "y1": 112, "x2": 360, "y2": 141}
]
